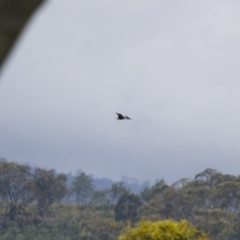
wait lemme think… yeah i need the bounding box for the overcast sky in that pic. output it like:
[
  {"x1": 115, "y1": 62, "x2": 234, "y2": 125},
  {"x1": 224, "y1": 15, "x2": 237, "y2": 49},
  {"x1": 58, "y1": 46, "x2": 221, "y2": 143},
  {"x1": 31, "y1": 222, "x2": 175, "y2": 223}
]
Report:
[{"x1": 1, "y1": 0, "x2": 240, "y2": 183}]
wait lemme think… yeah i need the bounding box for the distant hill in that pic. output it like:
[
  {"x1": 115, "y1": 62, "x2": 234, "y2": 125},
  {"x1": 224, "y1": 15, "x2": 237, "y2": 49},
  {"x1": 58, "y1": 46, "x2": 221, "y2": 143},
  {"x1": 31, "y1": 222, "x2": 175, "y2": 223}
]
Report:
[
  {"x1": 0, "y1": 157, "x2": 144, "y2": 194},
  {"x1": 66, "y1": 173, "x2": 143, "y2": 194},
  {"x1": 92, "y1": 176, "x2": 143, "y2": 194}
]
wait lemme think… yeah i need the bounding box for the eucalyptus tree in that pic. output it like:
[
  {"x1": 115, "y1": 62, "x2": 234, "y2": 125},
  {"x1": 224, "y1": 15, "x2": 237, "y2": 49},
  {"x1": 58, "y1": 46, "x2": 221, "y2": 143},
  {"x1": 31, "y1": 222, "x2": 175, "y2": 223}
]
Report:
[
  {"x1": 0, "y1": 161, "x2": 32, "y2": 220},
  {"x1": 214, "y1": 181, "x2": 240, "y2": 212},
  {"x1": 91, "y1": 189, "x2": 111, "y2": 207},
  {"x1": 71, "y1": 172, "x2": 93, "y2": 204},
  {"x1": 140, "y1": 181, "x2": 152, "y2": 203},
  {"x1": 115, "y1": 193, "x2": 142, "y2": 223},
  {"x1": 33, "y1": 168, "x2": 68, "y2": 215},
  {"x1": 109, "y1": 182, "x2": 129, "y2": 205}
]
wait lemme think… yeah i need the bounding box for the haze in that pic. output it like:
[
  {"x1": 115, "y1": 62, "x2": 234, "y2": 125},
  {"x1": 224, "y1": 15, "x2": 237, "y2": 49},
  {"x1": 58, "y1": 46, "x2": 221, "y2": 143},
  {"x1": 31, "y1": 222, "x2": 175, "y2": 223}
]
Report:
[{"x1": 1, "y1": 0, "x2": 240, "y2": 183}]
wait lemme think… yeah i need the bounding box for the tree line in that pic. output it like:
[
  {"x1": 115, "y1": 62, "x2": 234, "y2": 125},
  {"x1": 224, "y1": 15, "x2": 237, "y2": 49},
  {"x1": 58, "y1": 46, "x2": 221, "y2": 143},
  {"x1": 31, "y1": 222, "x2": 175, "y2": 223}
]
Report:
[
  {"x1": 0, "y1": 161, "x2": 132, "y2": 219},
  {"x1": 1, "y1": 160, "x2": 240, "y2": 239}
]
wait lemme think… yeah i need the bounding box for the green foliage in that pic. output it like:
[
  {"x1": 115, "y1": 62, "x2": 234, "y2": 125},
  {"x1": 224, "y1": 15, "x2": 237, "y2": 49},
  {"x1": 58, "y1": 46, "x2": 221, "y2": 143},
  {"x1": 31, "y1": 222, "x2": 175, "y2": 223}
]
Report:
[
  {"x1": 91, "y1": 189, "x2": 111, "y2": 207},
  {"x1": 0, "y1": 204, "x2": 124, "y2": 240},
  {"x1": 140, "y1": 181, "x2": 152, "y2": 203},
  {"x1": 140, "y1": 179, "x2": 167, "y2": 203},
  {"x1": 139, "y1": 168, "x2": 240, "y2": 239},
  {"x1": 115, "y1": 193, "x2": 142, "y2": 223},
  {"x1": 79, "y1": 218, "x2": 123, "y2": 240},
  {"x1": 72, "y1": 172, "x2": 93, "y2": 204},
  {"x1": 0, "y1": 161, "x2": 31, "y2": 220},
  {"x1": 119, "y1": 220, "x2": 209, "y2": 240},
  {"x1": 33, "y1": 168, "x2": 68, "y2": 215},
  {"x1": 109, "y1": 182, "x2": 129, "y2": 204},
  {"x1": 2, "y1": 160, "x2": 240, "y2": 239}
]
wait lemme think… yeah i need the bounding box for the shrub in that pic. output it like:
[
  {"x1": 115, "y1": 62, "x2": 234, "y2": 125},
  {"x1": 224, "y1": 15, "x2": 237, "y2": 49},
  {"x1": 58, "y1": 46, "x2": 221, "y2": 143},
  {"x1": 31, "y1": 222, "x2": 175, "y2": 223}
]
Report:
[{"x1": 119, "y1": 219, "x2": 209, "y2": 240}]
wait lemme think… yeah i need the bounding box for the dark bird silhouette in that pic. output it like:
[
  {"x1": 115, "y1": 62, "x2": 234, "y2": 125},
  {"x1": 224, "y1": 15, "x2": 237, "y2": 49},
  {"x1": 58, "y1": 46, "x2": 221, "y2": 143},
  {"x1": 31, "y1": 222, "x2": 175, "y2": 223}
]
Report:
[{"x1": 115, "y1": 113, "x2": 131, "y2": 120}]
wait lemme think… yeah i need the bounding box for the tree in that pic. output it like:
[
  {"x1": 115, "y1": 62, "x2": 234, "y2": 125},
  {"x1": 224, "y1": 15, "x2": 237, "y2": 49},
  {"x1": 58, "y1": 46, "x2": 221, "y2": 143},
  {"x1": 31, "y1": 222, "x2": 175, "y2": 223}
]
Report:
[
  {"x1": 71, "y1": 172, "x2": 93, "y2": 204},
  {"x1": 91, "y1": 189, "x2": 111, "y2": 207},
  {"x1": 118, "y1": 220, "x2": 209, "y2": 240},
  {"x1": 139, "y1": 179, "x2": 168, "y2": 204},
  {"x1": 109, "y1": 182, "x2": 129, "y2": 205},
  {"x1": 0, "y1": 161, "x2": 32, "y2": 220},
  {"x1": 33, "y1": 168, "x2": 68, "y2": 215},
  {"x1": 115, "y1": 193, "x2": 142, "y2": 223},
  {"x1": 205, "y1": 209, "x2": 236, "y2": 240},
  {"x1": 214, "y1": 181, "x2": 240, "y2": 212},
  {"x1": 140, "y1": 181, "x2": 152, "y2": 203},
  {"x1": 80, "y1": 218, "x2": 122, "y2": 240},
  {"x1": 194, "y1": 168, "x2": 221, "y2": 187}
]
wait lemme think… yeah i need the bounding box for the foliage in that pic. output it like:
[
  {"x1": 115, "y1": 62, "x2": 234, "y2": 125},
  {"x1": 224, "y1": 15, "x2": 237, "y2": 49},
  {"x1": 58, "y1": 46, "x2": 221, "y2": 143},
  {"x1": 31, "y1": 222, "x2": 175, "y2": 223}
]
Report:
[
  {"x1": 0, "y1": 161, "x2": 31, "y2": 220},
  {"x1": 33, "y1": 168, "x2": 68, "y2": 215},
  {"x1": 2, "y1": 160, "x2": 240, "y2": 239},
  {"x1": 71, "y1": 172, "x2": 93, "y2": 204},
  {"x1": 115, "y1": 193, "x2": 142, "y2": 222},
  {"x1": 109, "y1": 182, "x2": 129, "y2": 204},
  {"x1": 91, "y1": 189, "x2": 111, "y2": 207},
  {"x1": 119, "y1": 220, "x2": 209, "y2": 240}
]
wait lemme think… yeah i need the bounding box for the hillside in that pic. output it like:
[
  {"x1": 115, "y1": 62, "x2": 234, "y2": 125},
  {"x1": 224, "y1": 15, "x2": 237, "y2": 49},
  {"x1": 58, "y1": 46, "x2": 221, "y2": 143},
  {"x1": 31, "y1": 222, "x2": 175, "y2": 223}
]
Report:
[{"x1": 1, "y1": 159, "x2": 240, "y2": 239}]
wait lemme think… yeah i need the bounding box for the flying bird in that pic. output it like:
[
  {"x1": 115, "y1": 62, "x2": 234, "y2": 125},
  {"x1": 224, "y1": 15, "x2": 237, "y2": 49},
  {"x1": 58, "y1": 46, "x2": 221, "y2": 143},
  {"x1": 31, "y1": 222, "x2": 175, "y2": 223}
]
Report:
[{"x1": 115, "y1": 113, "x2": 131, "y2": 120}]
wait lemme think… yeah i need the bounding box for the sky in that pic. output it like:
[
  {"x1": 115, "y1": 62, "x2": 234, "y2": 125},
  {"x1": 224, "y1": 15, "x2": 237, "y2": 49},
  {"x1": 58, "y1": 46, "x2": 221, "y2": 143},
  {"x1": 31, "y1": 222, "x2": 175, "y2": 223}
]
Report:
[{"x1": 1, "y1": 0, "x2": 240, "y2": 184}]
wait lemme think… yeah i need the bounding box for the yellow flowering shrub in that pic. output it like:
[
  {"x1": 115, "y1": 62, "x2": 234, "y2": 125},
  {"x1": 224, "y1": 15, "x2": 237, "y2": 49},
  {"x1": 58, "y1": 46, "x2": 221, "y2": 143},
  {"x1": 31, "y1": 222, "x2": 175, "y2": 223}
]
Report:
[{"x1": 119, "y1": 220, "x2": 209, "y2": 240}]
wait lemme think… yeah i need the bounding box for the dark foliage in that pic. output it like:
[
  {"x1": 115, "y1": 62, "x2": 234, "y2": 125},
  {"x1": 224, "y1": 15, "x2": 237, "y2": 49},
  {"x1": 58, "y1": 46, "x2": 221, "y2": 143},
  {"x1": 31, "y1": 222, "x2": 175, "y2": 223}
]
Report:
[
  {"x1": 1, "y1": 161, "x2": 240, "y2": 239},
  {"x1": 114, "y1": 193, "x2": 142, "y2": 222}
]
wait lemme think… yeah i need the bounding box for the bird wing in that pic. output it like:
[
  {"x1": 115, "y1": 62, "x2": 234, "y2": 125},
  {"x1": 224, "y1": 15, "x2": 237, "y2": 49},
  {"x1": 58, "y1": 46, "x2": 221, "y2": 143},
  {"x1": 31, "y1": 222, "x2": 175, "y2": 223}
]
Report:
[
  {"x1": 116, "y1": 113, "x2": 124, "y2": 118},
  {"x1": 125, "y1": 116, "x2": 131, "y2": 120}
]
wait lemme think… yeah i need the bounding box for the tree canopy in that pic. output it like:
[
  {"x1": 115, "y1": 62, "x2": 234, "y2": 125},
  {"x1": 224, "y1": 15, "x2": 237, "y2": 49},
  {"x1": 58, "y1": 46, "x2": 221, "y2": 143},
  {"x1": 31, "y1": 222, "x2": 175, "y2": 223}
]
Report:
[{"x1": 1, "y1": 160, "x2": 240, "y2": 239}]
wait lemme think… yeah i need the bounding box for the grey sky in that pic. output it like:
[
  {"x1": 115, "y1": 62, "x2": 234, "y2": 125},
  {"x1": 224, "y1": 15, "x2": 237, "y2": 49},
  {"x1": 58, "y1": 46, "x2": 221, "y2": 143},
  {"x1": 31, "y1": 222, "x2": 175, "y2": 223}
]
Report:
[{"x1": 1, "y1": 0, "x2": 240, "y2": 183}]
